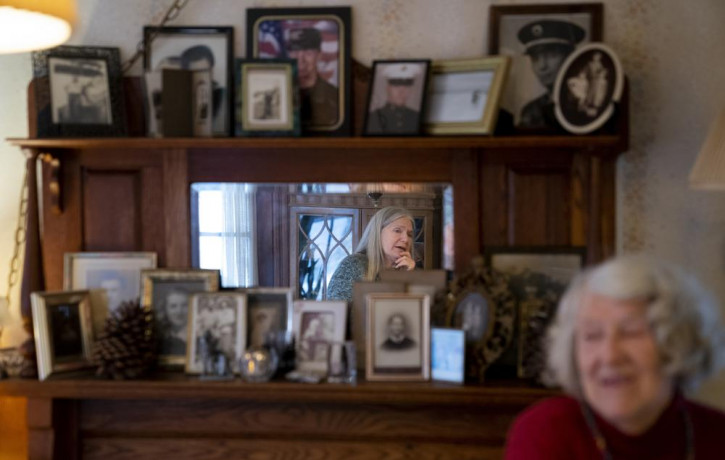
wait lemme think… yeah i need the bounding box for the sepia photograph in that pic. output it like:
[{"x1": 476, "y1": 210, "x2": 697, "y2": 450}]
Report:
[
  {"x1": 366, "y1": 293, "x2": 430, "y2": 381},
  {"x1": 241, "y1": 287, "x2": 293, "y2": 348},
  {"x1": 236, "y1": 59, "x2": 298, "y2": 135},
  {"x1": 293, "y1": 300, "x2": 347, "y2": 374}
]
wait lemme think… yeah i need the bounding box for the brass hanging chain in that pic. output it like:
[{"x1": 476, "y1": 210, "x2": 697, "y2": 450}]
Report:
[
  {"x1": 121, "y1": 0, "x2": 192, "y2": 74},
  {"x1": 5, "y1": 163, "x2": 28, "y2": 303}
]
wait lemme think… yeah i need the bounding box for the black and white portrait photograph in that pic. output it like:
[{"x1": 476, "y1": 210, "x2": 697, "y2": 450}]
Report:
[
  {"x1": 247, "y1": 7, "x2": 351, "y2": 135},
  {"x1": 145, "y1": 27, "x2": 233, "y2": 136},
  {"x1": 31, "y1": 290, "x2": 94, "y2": 381},
  {"x1": 237, "y1": 60, "x2": 298, "y2": 135},
  {"x1": 141, "y1": 269, "x2": 220, "y2": 366},
  {"x1": 49, "y1": 57, "x2": 111, "y2": 125},
  {"x1": 186, "y1": 293, "x2": 246, "y2": 374},
  {"x1": 488, "y1": 4, "x2": 603, "y2": 132},
  {"x1": 554, "y1": 43, "x2": 624, "y2": 134},
  {"x1": 364, "y1": 60, "x2": 430, "y2": 136},
  {"x1": 293, "y1": 300, "x2": 346, "y2": 374},
  {"x1": 366, "y1": 293, "x2": 430, "y2": 381}
]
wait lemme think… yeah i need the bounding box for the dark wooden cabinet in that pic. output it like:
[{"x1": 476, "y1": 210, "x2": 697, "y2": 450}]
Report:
[{"x1": 3, "y1": 130, "x2": 627, "y2": 459}]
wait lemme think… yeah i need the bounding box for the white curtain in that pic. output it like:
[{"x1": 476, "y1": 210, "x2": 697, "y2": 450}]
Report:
[{"x1": 220, "y1": 183, "x2": 257, "y2": 287}]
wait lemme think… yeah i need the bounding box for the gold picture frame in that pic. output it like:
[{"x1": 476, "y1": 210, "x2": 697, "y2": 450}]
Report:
[
  {"x1": 141, "y1": 269, "x2": 220, "y2": 366},
  {"x1": 31, "y1": 290, "x2": 94, "y2": 381},
  {"x1": 424, "y1": 56, "x2": 510, "y2": 135}
]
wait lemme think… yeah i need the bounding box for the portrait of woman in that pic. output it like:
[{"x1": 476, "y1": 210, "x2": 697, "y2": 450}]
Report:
[
  {"x1": 505, "y1": 254, "x2": 725, "y2": 459},
  {"x1": 327, "y1": 206, "x2": 417, "y2": 303}
]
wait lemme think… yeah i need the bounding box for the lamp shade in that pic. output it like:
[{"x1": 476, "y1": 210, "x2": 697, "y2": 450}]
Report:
[
  {"x1": 689, "y1": 109, "x2": 725, "y2": 191},
  {"x1": 0, "y1": 0, "x2": 75, "y2": 54}
]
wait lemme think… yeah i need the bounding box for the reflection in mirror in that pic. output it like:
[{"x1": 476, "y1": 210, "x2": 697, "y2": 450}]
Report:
[{"x1": 190, "y1": 183, "x2": 454, "y2": 299}]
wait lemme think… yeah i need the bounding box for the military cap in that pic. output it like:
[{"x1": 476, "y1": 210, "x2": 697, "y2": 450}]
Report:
[
  {"x1": 518, "y1": 20, "x2": 585, "y2": 54},
  {"x1": 286, "y1": 27, "x2": 322, "y2": 51},
  {"x1": 382, "y1": 63, "x2": 421, "y2": 86}
]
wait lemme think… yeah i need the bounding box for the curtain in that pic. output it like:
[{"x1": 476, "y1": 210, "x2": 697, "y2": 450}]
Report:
[{"x1": 220, "y1": 183, "x2": 257, "y2": 287}]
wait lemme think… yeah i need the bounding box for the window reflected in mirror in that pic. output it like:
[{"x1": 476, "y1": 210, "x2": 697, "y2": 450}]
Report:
[{"x1": 191, "y1": 183, "x2": 454, "y2": 298}]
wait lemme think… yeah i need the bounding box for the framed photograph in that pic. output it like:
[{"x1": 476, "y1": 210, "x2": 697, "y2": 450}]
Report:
[
  {"x1": 31, "y1": 45, "x2": 126, "y2": 138},
  {"x1": 63, "y1": 252, "x2": 157, "y2": 337},
  {"x1": 31, "y1": 290, "x2": 94, "y2": 381},
  {"x1": 431, "y1": 328, "x2": 465, "y2": 384},
  {"x1": 488, "y1": 3, "x2": 604, "y2": 133},
  {"x1": 293, "y1": 300, "x2": 347, "y2": 375},
  {"x1": 141, "y1": 269, "x2": 220, "y2": 366},
  {"x1": 366, "y1": 293, "x2": 430, "y2": 382},
  {"x1": 247, "y1": 7, "x2": 352, "y2": 135},
  {"x1": 241, "y1": 287, "x2": 293, "y2": 349},
  {"x1": 486, "y1": 246, "x2": 586, "y2": 379},
  {"x1": 424, "y1": 57, "x2": 510, "y2": 135},
  {"x1": 553, "y1": 43, "x2": 624, "y2": 134},
  {"x1": 186, "y1": 292, "x2": 247, "y2": 374},
  {"x1": 444, "y1": 255, "x2": 516, "y2": 382},
  {"x1": 363, "y1": 60, "x2": 431, "y2": 136},
  {"x1": 235, "y1": 59, "x2": 300, "y2": 136},
  {"x1": 144, "y1": 26, "x2": 234, "y2": 136}
]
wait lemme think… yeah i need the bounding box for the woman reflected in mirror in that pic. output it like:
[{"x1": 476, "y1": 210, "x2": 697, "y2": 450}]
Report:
[{"x1": 327, "y1": 206, "x2": 416, "y2": 303}]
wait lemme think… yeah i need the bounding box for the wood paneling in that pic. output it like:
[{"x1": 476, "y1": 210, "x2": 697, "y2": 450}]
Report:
[
  {"x1": 0, "y1": 396, "x2": 27, "y2": 460},
  {"x1": 83, "y1": 170, "x2": 141, "y2": 250}
]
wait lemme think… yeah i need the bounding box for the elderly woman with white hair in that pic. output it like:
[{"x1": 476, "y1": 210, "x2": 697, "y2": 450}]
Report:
[{"x1": 505, "y1": 254, "x2": 725, "y2": 459}]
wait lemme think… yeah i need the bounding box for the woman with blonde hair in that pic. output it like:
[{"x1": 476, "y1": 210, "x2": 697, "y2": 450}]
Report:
[
  {"x1": 505, "y1": 254, "x2": 725, "y2": 459},
  {"x1": 327, "y1": 206, "x2": 416, "y2": 302}
]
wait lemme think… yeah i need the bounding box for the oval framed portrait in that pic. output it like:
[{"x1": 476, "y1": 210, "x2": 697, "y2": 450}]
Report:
[{"x1": 553, "y1": 43, "x2": 623, "y2": 134}]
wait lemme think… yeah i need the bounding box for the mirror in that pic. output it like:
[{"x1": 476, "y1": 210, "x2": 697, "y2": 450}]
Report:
[{"x1": 190, "y1": 183, "x2": 454, "y2": 299}]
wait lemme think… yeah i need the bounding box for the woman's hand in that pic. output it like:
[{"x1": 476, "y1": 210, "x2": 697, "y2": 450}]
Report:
[{"x1": 394, "y1": 251, "x2": 416, "y2": 271}]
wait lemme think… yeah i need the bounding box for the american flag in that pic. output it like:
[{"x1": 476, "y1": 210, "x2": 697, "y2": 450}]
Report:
[{"x1": 256, "y1": 19, "x2": 339, "y2": 87}]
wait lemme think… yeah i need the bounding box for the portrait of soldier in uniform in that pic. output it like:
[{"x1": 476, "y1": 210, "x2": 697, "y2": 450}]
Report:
[{"x1": 365, "y1": 61, "x2": 429, "y2": 135}]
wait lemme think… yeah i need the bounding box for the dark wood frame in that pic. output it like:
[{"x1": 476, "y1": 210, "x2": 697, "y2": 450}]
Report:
[
  {"x1": 238, "y1": 287, "x2": 293, "y2": 349},
  {"x1": 235, "y1": 58, "x2": 300, "y2": 137},
  {"x1": 363, "y1": 59, "x2": 431, "y2": 136},
  {"x1": 246, "y1": 7, "x2": 352, "y2": 136},
  {"x1": 485, "y1": 245, "x2": 586, "y2": 379},
  {"x1": 488, "y1": 3, "x2": 604, "y2": 134},
  {"x1": 32, "y1": 45, "x2": 126, "y2": 138},
  {"x1": 144, "y1": 26, "x2": 235, "y2": 137}
]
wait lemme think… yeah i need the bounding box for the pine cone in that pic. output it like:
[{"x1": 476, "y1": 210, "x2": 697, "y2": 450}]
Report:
[{"x1": 93, "y1": 300, "x2": 156, "y2": 380}]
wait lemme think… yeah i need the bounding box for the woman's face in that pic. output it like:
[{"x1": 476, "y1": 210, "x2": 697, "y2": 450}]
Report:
[
  {"x1": 380, "y1": 217, "x2": 413, "y2": 265},
  {"x1": 165, "y1": 292, "x2": 188, "y2": 330},
  {"x1": 575, "y1": 292, "x2": 673, "y2": 434}
]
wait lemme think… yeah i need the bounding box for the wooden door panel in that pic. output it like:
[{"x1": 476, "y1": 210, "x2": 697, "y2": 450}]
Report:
[{"x1": 83, "y1": 170, "x2": 141, "y2": 251}]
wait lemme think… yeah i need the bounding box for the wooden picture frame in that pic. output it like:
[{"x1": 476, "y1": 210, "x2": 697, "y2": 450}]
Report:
[
  {"x1": 246, "y1": 7, "x2": 352, "y2": 136},
  {"x1": 141, "y1": 269, "x2": 220, "y2": 366},
  {"x1": 424, "y1": 57, "x2": 510, "y2": 135},
  {"x1": 186, "y1": 292, "x2": 247, "y2": 375},
  {"x1": 366, "y1": 293, "x2": 430, "y2": 382},
  {"x1": 31, "y1": 290, "x2": 94, "y2": 381},
  {"x1": 31, "y1": 45, "x2": 126, "y2": 138},
  {"x1": 488, "y1": 3, "x2": 604, "y2": 134},
  {"x1": 235, "y1": 58, "x2": 300, "y2": 136},
  {"x1": 63, "y1": 252, "x2": 157, "y2": 337},
  {"x1": 144, "y1": 26, "x2": 234, "y2": 136},
  {"x1": 363, "y1": 60, "x2": 431, "y2": 136},
  {"x1": 293, "y1": 300, "x2": 347, "y2": 375},
  {"x1": 553, "y1": 43, "x2": 624, "y2": 134},
  {"x1": 485, "y1": 246, "x2": 586, "y2": 379},
  {"x1": 239, "y1": 287, "x2": 294, "y2": 349}
]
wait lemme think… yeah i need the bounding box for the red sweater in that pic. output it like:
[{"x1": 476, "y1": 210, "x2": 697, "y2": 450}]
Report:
[{"x1": 504, "y1": 395, "x2": 725, "y2": 459}]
